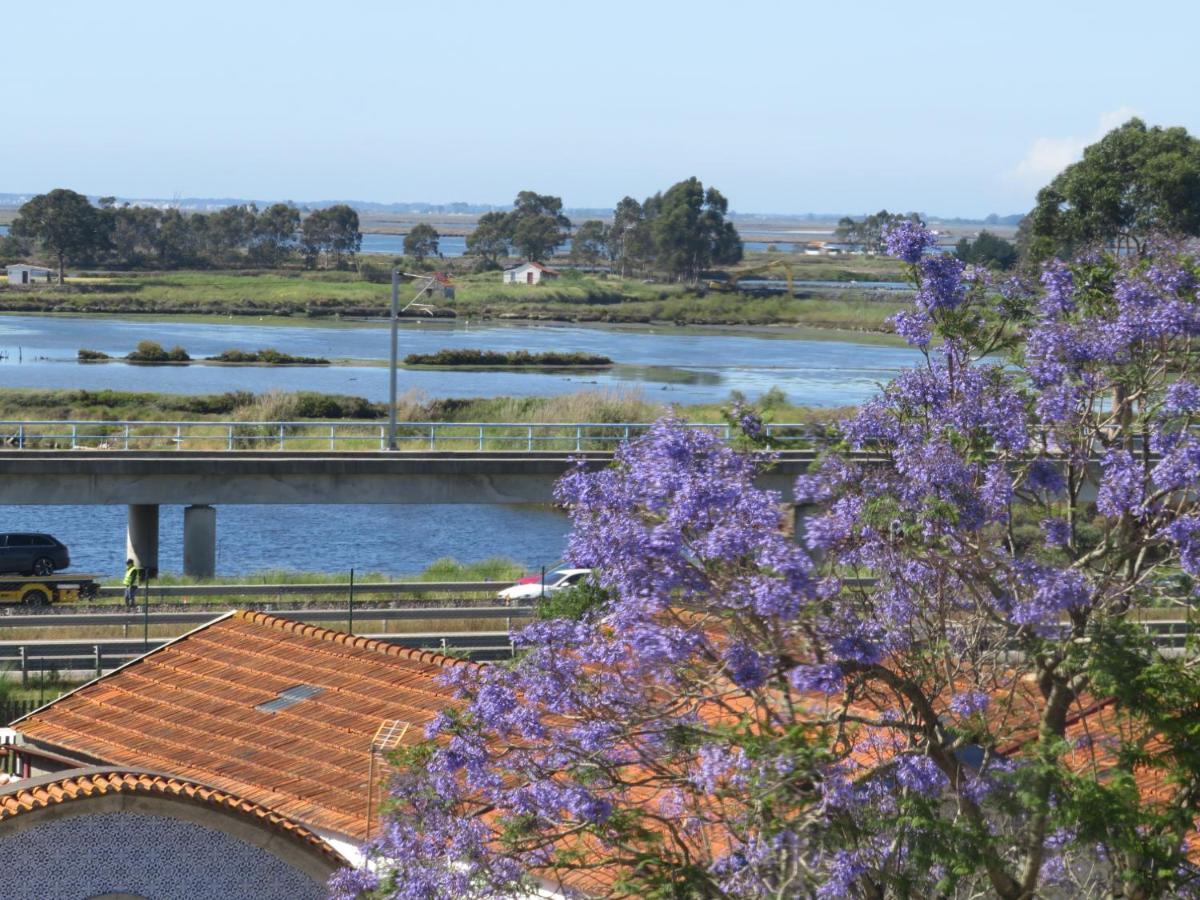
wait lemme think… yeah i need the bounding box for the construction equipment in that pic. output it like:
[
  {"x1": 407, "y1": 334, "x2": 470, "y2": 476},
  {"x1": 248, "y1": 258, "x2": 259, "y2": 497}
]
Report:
[{"x1": 707, "y1": 259, "x2": 797, "y2": 297}]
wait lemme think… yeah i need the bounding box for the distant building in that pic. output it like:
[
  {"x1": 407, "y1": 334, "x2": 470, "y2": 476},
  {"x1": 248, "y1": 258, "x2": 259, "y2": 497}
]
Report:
[
  {"x1": 6, "y1": 264, "x2": 52, "y2": 285},
  {"x1": 503, "y1": 261, "x2": 561, "y2": 285}
]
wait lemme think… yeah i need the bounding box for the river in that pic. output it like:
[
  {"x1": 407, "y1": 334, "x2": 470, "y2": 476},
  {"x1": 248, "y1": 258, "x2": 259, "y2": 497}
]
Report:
[{"x1": 0, "y1": 315, "x2": 919, "y2": 577}]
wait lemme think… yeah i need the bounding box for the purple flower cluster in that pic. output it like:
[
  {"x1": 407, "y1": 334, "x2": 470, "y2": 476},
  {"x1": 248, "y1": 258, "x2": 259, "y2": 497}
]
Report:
[{"x1": 883, "y1": 220, "x2": 937, "y2": 264}]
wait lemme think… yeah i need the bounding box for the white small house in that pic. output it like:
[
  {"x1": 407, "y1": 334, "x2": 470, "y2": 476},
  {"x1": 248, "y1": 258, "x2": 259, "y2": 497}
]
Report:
[
  {"x1": 6, "y1": 264, "x2": 52, "y2": 285},
  {"x1": 502, "y1": 261, "x2": 561, "y2": 285}
]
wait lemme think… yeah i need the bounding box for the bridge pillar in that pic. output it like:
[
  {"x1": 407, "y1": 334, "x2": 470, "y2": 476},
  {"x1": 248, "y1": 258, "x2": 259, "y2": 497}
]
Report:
[
  {"x1": 126, "y1": 504, "x2": 159, "y2": 578},
  {"x1": 183, "y1": 504, "x2": 216, "y2": 578}
]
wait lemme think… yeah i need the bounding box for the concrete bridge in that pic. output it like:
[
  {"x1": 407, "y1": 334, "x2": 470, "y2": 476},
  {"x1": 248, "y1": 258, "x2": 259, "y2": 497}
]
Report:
[{"x1": 0, "y1": 449, "x2": 820, "y2": 578}]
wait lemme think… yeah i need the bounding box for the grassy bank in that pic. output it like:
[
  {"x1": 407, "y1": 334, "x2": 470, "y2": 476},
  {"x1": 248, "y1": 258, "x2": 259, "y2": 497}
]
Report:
[
  {"x1": 0, "y1": 261, "x2": 907, "y2": 331},
  {"x1": 0, "y1": 386, "x2": 854, "y2": 429}
]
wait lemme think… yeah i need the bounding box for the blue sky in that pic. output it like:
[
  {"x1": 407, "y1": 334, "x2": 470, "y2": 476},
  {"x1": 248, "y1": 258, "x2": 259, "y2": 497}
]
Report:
[{"x1": 6, "y1": 0, "x2": 1197, "y2": 216}]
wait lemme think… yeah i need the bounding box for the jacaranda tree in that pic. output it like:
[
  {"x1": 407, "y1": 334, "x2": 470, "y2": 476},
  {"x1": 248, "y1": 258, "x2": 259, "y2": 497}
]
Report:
[{"x1": 334, "y1": 226, "x2": 1200, "y2": 899}]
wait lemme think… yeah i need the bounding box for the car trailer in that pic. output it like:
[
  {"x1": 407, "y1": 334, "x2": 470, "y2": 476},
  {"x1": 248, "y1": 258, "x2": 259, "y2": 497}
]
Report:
[{"x1": 0, "y1": 576, "x2": 100, "y2": 607}]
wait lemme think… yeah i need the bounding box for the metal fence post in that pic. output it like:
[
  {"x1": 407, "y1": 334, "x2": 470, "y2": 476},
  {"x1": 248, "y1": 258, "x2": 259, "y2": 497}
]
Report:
[
  {"x1": 94, "y1": 644, "x2": 102, "y2": 679},
  {"x1": 478, "y1": 426, "x2": 484, "y2": 451},
  {"x1": 227, "y1": 426, "x2": 234, "y2": 451},
  {"x1": 429, "y1": 425, "x2": 435, "y2": 451},
  {"x1": 124, "y1": 424, "x2": 130, "y2": 450},
  {"x1": 330, "y1": 425, "x2": 336, "y2": 452},
  {"x1": 348, "y1": 568, "x2": 355, "y2": 636},
  {"x1": 527, "y1": 426, "x2": 533, "y2": 452},
  {"x1": 575, "y1": 426, "x2": 582, "y2": 452},
  {"x1": 278, "y1": 423, "x2": 285, "y2": 449},
  {"x1": 19, "y1": 647, "x2": 26, "y2": 688},
  {"x1": 71, "y1": 424, "x2": 77, "y2": 449},
  {"x1": 16, "y1": 424, "x2": 23, "y2": 449}
]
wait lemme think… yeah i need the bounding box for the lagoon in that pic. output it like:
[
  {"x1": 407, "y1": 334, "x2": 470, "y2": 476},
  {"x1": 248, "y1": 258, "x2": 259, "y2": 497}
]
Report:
[{"x1": 0, "y1": 315, "x2": 917, "y2": 407}]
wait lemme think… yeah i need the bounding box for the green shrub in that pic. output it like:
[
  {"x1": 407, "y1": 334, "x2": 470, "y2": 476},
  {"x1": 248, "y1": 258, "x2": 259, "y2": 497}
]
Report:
[
  {"x1": 126, "y1": 340, "x2": 169, "y2": 362},
  {"x1": 209, "y1": 348, "x2": 329, "y2": 365},
  {"x1": 166, "y1": 345, "x2": 190, "y2": 361},
  {"x1": 404, "y1": 348, "x2": 612, "y2": 367},
  {"x1": 77, "y1": 349, "x2": 110, "y2": 361}
]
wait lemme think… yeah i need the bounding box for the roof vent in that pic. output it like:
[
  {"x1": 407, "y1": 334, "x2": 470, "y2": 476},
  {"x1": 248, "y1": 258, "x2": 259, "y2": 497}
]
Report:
[{"x1": 255, "y1": 684, "x2": 324, "y2": 713}]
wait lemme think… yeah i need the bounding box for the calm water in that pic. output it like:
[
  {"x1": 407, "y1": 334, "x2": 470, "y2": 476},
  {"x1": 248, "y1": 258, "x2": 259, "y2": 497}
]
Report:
[
  {"x1": 0, "y1": 503, "x2": 570, "y2": 578},
  {"x1": 0, "y1": 315, "x2": 918, "y2": 576},
  {"x1": 0, "y1": 315, "x2": 916, "y2": 407}
]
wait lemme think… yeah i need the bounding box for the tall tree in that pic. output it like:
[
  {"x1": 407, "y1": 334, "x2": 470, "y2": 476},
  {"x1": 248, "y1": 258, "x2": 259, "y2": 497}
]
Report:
[
  {"x1": 646, "y1": 177, "x2": 743, "y2": 282},
  {"x1": 507, "y1": 191, "x2": 571, "y2": 261},
  {"x1": 1027, "y1": 117, "x2": 1200, "y2": 259},
  {"x1": 954, "y1": 230, "x2": 1018, "y2": 269},
  {"x1": 609, "y1": 195, "x2": 652, "y2": 276},
  {"x1": 403, "y1": 223, "x2": 440, "y2": 263},
  {"x1": 324, "y1": 204, "x2": 362, "y2": 267},
  {"x1": 251, "y1": 203, "x2": 300, "y2": 266},
  {"x1": 337, "y1": 226, "x2": 1200, "y2": 900},
  {"x1": 464, "y1": 211, "x2": 510, "y2": 269},
  {"x1": 834, "y1": 209, "x2": 922, "y2": 254},
  {"x1": 570, "y1": 219, "x2": 608, "y2": 266},
  {"x1": 10, "y1": 188, "x2": 104, "y2": 283}
]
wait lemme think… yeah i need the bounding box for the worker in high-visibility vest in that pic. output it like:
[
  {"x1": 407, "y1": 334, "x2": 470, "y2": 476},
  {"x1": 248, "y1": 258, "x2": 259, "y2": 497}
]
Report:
[{"x1": 123, "y1": 559, "x2": 142, "y2": 607}]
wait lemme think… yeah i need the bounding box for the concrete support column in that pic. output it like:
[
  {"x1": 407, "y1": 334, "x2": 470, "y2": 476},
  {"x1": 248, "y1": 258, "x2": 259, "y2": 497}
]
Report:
[
  {"x1": 126, "y1": 504, "x2": 160, "y2": 578},
  {"x1": 183, "y1": 504, "x2": 217, "y2": 578}
]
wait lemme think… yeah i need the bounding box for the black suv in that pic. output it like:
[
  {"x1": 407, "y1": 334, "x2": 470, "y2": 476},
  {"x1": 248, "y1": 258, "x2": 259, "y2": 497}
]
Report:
[{"x1": 0, "y1": 533, "x2": 70, "y2": 576}]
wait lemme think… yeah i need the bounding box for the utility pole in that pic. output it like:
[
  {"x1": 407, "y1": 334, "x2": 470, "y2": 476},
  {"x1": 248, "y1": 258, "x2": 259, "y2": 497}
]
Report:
[{"x1": 388, "y1": 269, "x2": 399, "y2": 450}]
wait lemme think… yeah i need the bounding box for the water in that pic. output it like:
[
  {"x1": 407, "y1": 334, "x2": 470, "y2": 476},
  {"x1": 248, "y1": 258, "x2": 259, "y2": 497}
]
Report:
[
  {"x1": 0, "y1": 315, "x2": 917, "y2": 407},
  {"x1": 0, "y1": 315, "x2": 918, "y2": 577},
  {"x1": 1, "y1": 503, "x2": 571, "y2": 578}
]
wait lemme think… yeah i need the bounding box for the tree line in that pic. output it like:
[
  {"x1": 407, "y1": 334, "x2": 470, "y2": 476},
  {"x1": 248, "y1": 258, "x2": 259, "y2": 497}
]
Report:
[
  {"x1": 4, "y1": 189, "x2": 362, "y2": 282},
  {"x1": 466, "y1": 178, "x2": 743, "y2": 282}
]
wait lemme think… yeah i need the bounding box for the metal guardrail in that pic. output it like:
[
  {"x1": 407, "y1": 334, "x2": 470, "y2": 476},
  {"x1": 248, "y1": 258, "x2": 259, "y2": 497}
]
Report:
[
  {"x1": 87, "y1": 580, "x2": 516, "y2": 600},
  {"x1": 0, "y1": 420, "x2": 826, "y2": 452},
  {"x1": 2, "y1": 630, "x2": 520, "y2": 680},
  {"x1": 0, "y1": 604, "x2": 534, "y2": 629}
]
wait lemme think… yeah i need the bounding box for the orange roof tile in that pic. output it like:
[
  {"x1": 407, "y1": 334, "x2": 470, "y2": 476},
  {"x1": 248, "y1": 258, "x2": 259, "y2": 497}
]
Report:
[
  {"x1": 15, "y1": 611, "x2": 470, "y2": 841},
  {"x1": 0, "y1": 766, "x2": 342, "y2": 865}
]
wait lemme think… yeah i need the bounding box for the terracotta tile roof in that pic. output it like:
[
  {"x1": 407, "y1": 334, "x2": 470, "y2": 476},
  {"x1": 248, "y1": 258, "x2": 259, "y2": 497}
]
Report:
[
  {"x1": 0, "y1": 766, "x2": 342, "y2": 864},
  {"x1": 14, "y1": 611, "x2": 470, "y2": 841}
]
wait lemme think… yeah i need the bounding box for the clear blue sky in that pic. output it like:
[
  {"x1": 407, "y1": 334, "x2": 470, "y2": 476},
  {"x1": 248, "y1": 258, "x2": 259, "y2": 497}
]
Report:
[{"x1": 6, "y1": 0, "x2": 1197, "y2": 216}]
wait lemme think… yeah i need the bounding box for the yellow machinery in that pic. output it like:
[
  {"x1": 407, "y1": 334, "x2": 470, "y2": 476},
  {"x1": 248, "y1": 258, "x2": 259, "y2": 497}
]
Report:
[
  {"x1": 708, "y1": 259, "x2": 797, "y2": 297},
  {"x1": 0, "y1": 576, "x2": 99, "y2": 606}
]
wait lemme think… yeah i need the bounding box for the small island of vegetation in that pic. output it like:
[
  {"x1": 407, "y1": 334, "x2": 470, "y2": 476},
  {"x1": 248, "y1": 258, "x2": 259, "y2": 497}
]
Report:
[
  {"x1": 403, "y1": 349, "x2": 612, "y2": 368},
  {"x1": 78, "y1": 342, "x2": 329, "y2": 365},
  {"x1": 208, "y1": 348, "x2": 330, "y2": 365}
]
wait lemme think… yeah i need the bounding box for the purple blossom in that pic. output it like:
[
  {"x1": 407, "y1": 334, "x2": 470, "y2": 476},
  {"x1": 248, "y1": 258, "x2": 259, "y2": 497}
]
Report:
[
  {"x1": 1041, "y1": 518, "x2": 1070, "y2": 548},
  {"x1": 949, "y1": 690, "x2": 990, "y2": 717},
  {"x1": 722, "y1": 640, "x2": 772, "y2": 689},
  {"x1": 1026, "y1": 459, "x2": 1067, "y2": 495},
  {"x1": 1039, "y1": 262, "x2": 1075, "y2": 317},
  {"x1": 894, "y1": 755, "x2": 949, "y2": 794},
  {"x1": 1096, "y1": 448, "x2": 1143, "y2": 518},
  {"x1": 883, "y1": 220, "x2": 937, "y2": 264},
  {"x1": 788, "y1": 663, "x2": 844, "y2": 695},
  {"x1": 1164, "y1": 380, "x2": 1200, "y2": 416}
]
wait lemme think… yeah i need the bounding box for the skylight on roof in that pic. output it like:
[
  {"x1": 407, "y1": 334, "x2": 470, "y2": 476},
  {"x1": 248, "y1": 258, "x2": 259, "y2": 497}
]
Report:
[{"x1": 255, "y1": 684, "x2": 324, "y2": 713}]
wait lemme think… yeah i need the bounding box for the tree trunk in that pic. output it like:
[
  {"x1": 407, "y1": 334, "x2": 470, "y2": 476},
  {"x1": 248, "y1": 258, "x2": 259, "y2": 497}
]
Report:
[{"x1": 57, "y1": 251, "x2": 65, "y2": 286}]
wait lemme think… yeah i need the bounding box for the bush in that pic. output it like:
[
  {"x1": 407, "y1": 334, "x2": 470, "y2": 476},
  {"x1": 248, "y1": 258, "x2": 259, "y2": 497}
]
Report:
[
  {"x1": 209, "y1": 348, "x2": 329, "y2": 365},
  {"x1": 166, "y1": 345, "x2": 190, "y2": 361},
  {"x1": 126, "y1": 340, "x2": 169, "y2": 362},
  {"x1": 404, "y1": 349, "x2": 612, "y2": 367},
  {"x1": 77, "y1": 349, "x2": 110, "y2": 361}
]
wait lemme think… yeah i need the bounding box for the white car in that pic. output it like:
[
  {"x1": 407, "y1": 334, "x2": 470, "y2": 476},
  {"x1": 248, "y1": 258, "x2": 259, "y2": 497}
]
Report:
[{"x1": 498, "y1": 568, "x2": 593, "y2": 603}]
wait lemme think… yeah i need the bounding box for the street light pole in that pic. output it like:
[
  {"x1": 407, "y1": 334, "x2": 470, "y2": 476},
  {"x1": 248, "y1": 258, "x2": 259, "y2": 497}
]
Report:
[{"x1": 388, "y1": 269, "x2": 399, "y2": 450}]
